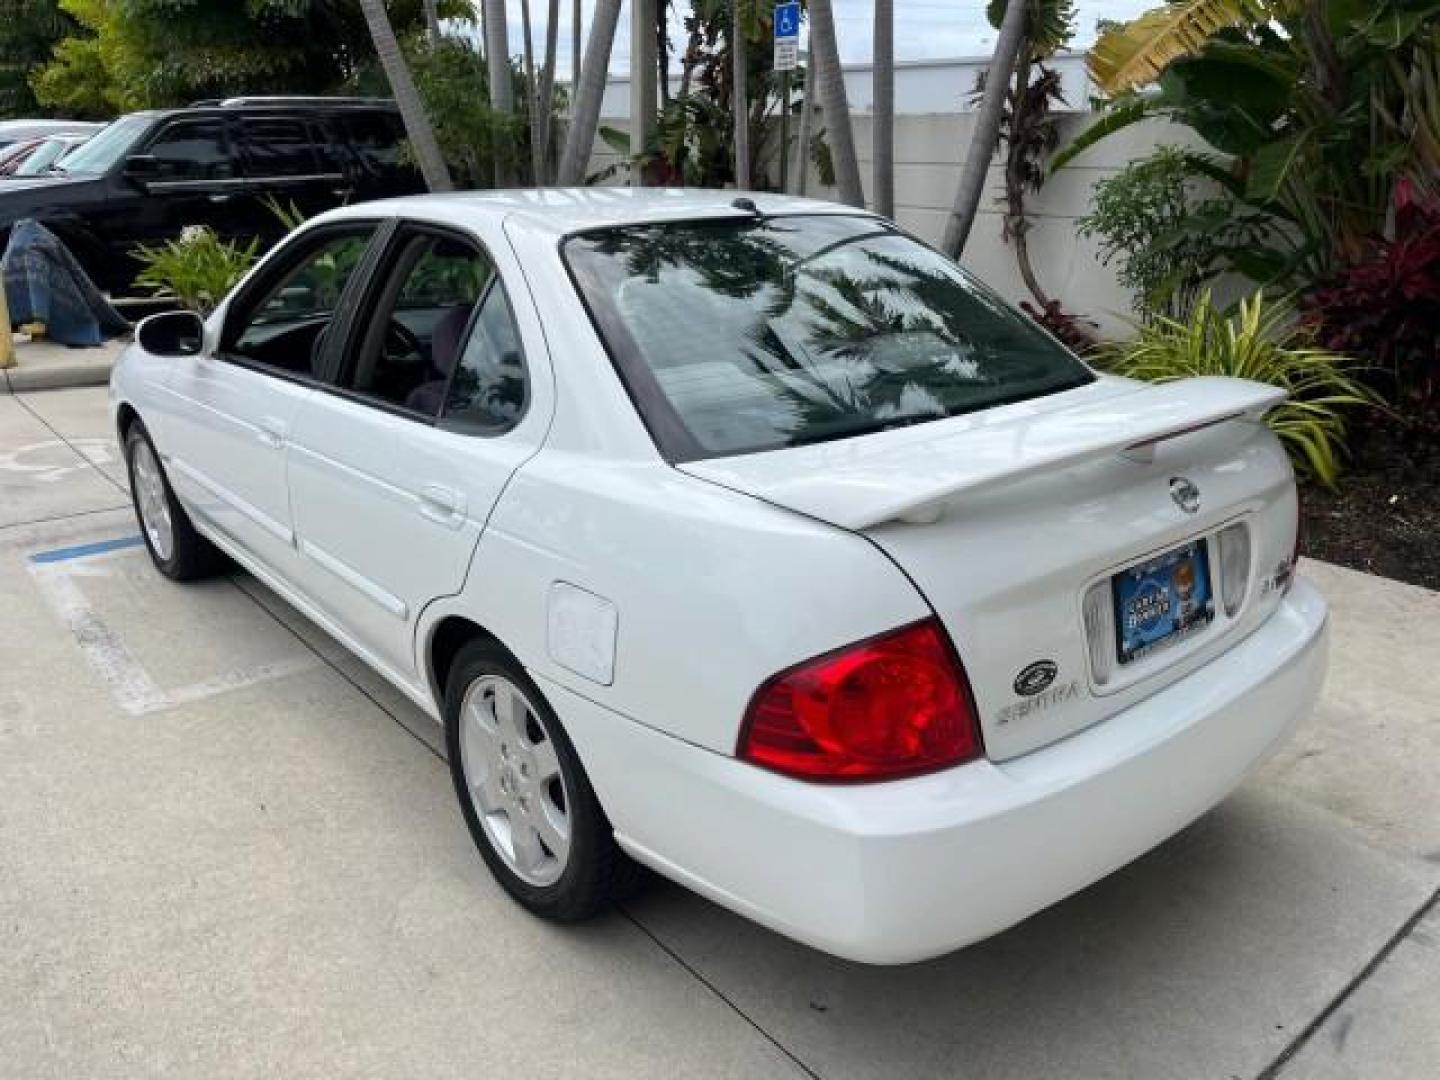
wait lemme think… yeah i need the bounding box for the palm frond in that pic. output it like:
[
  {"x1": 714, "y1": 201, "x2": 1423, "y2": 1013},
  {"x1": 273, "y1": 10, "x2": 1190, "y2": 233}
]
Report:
[{"x1": 1088, "y1": 0, "x2": 1299, "y2": 95}]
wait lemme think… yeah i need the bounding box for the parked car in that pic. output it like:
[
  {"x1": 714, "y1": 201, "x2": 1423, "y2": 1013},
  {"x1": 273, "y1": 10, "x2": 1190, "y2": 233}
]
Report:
[
  {"x1": 5, "y1": 133, "x2": 91, "y2": 178},
  {"x1": 0, "y1": 98, "x2": 421, "y2": 294},
  {"x1": 110, "y1": 190, "x2": 1329, "y2": 964},
  {"x1": 0, "y1": 119, "x2": 102, "y2": 149}
]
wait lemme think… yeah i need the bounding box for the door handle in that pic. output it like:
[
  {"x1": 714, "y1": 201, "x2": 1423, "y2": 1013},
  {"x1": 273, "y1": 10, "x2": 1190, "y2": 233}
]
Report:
[
  {"x1": 417, "y1": 483, "x2": 466, "y2": 528},
  {"x1": 256, "y1": 417, "x2": 288, "y2": 449}
]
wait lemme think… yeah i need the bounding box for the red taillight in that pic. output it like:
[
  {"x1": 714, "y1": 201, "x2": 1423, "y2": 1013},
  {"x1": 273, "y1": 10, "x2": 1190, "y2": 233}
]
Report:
[{"x1": 738, "y1": 619, "x2": 982, "y2": 782}]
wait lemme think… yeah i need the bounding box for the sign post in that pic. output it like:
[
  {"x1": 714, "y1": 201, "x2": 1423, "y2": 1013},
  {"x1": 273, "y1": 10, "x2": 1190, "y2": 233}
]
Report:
[{"x1": 773, "y1": 2, "x2": 800, "y2": 192}]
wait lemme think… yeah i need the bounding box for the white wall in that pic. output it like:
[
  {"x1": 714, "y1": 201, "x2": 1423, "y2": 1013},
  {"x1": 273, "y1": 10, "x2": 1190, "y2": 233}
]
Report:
[{"x1": 586, "y1": 105, "x2": 1201, "y2": 338}]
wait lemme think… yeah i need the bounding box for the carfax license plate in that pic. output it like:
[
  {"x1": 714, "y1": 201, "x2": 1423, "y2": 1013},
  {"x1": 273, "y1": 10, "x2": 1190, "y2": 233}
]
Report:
[{"x1": 1112, "y1": 539, "x2": 1215, "y2": 665}]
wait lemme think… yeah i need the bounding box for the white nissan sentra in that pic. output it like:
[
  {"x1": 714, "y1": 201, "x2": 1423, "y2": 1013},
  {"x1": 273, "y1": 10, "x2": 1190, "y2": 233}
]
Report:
[{"x1": 110, "y1": 190, "x2": 1329, "y2": 963}]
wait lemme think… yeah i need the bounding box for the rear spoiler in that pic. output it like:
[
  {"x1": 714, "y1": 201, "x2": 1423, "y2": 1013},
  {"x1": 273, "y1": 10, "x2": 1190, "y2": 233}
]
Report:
[{"x1": 680, "y1": 377, "x2": 1287, "y2": 530}]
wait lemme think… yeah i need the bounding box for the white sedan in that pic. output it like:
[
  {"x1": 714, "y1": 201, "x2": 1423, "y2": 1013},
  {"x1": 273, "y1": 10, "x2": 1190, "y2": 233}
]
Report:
[{"x1": 110, "y1": 190, "x2": 1329, "y2": 964}]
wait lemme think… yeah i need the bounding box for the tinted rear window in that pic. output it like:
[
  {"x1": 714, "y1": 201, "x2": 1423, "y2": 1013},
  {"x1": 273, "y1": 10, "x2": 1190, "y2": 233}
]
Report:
[{"x1": 563, "y1": 215, "x2": 1093, "y2": 460}]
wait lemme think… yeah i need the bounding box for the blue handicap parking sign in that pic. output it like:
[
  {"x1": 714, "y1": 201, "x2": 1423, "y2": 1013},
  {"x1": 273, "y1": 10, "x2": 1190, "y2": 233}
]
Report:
[{"x1": 774, "y1": 2, "x2": 800, "y2": 39}]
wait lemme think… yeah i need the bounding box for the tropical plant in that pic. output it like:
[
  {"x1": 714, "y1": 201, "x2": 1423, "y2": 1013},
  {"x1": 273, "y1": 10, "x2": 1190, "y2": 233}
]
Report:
[
  {"x1": 1020, "y1": 299, "x2": 1100, "y2": 352},
  {"x1": 1078, "y1": 145, "x2": 1280, "y2": 317},
  {"x1": 133, "y1": 227, "x2": 259, "y2": 316},
  {"x1": 1098, "y1": 291, "x2": 1380, "y2": 484},
  {"x1": 1055, "y1": 0, "x2": 1440, "y2": 291},
  {"x1": 402, "y1": 33, "x2": 549, "y2": 188},
  {"x1": 1303, "y1": 186, "x2": 1440, "y2": 435}
]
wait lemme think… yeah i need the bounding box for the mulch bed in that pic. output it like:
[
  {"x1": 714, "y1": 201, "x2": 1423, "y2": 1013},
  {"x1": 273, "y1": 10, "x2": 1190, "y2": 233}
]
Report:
[{"x1": 1300, "y1": 425, "x2": 1439, "y2": 592}]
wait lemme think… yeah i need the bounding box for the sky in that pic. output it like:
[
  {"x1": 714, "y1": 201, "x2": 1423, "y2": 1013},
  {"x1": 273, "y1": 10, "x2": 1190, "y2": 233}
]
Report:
[{"x1": 486, "y1": 1, "x2": 1157, "y2": 77}]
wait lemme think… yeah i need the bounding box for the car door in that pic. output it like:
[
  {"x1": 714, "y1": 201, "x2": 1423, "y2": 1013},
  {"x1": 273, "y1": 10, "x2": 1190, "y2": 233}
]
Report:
[
  {"x1": 92, "y1": 115, "x2": 245, "y2": 281},
  {"x1": 285, "y1": 221, "x2": 551, "y2": 682},
  {"x1": 235, "y1": 114, "x2": 348, "y2": 232},
  {"x1": 160, "y1": 220, "x2": 384, "y2": 581}
]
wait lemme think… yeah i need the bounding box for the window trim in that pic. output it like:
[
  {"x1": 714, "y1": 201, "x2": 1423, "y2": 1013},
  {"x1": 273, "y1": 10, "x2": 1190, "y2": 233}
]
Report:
[
  {"x1": 328, "y1": 220, "x2": 530, "y2": 436},
  {"x1": 137, "y1": 115, "x2": 237, "y2": 186},
  {"x1": 217, "y1": 218, "x2": 391, "y2": 389}
]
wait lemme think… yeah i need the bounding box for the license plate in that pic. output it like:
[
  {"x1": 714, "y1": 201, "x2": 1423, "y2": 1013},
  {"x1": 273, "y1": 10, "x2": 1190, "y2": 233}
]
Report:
[{"x1": 1112, "y1": 539, "x2": 1215, "y2": 665}]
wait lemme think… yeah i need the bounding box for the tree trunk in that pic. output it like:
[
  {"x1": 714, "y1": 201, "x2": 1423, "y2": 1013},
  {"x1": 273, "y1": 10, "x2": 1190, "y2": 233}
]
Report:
[
  {"x1": 658, "y1": 1, "x2": 671, "y2": 108},
  {"x1": 520, "y1": 0, "x2": 544, "y2": 185},
  {"x1": 421, "y1": 0, "x2": 441, "y2": 40},
  {"x1": 942, "y1": 0, "x2": 1026, "y2": 256},
  {"x1": 537, "y1": 0, "x2": 561, "y2": 183},
  {"x1": 732, "y1": 0, "x2": 750, "y2": 188},
  {"x1": 872, "y1": 0, "x2": 894, "y2": 217},
  {"x1": 484, "y1": 0, "x2": 515, "y2": 187},
  {"x1": 808, "y1": 0, "x2": 862, "y2": 207},
  {"x1": 572, "y1": 0, "x2": 582, "y2": 100},
  {"x1": 357, "y1": 0, "x2": 452, "y2": 192},
  {"x1": 795, "y1": 54, "x2": 815, "y2": 195},
  {"x1": 558, "y1": 0, "x2": 623, "y2": 185}
]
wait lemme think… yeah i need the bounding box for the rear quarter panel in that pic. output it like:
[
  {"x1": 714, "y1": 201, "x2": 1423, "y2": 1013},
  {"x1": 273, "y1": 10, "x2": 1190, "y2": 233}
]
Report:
[{"x1": 422, "y1": 451, "x2": 930, "y2": 754}]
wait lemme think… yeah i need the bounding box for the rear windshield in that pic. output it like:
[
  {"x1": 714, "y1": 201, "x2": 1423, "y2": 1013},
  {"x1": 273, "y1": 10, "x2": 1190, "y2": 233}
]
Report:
[{"x1": 563, "y1": 214, "x2": 1093, "y2": 460}]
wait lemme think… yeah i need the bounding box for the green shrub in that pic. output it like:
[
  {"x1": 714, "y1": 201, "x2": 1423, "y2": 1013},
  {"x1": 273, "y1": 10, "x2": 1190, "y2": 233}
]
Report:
[
  {"x1": 1097, "y1": 292, "x2": 1381, "y2": 486},
  {"x1": 132, "y1": 226, "x2": 259, "y2": 316}
]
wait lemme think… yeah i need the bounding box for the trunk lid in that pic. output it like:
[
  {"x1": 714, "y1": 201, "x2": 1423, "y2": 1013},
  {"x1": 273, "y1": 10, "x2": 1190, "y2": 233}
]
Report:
[{"x1": 682, "y1": 376, "x2": 1301, "y2": 761}]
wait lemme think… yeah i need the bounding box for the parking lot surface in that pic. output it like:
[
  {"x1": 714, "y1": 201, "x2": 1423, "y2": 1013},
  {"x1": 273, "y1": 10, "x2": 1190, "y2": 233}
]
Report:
[{"x1": 2, "y1": 386, "x2": 1436, "y2": 1079}]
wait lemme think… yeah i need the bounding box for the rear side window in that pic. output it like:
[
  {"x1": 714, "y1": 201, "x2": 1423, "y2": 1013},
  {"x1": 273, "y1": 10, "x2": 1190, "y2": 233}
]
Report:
[
  {"x1": 144, "y1": 120, "x2": 233, "y2": 182},
  {"x1": 564, "y1": 215, "x2": 1094, "y2": 460},
  {"x1": 443, "y1": 282, "x2": 528, "y2": 432},
  {"x1": 341, "y1": 111, "x2": 412, "y2": 176},
  {"x1": 241, "y1": 118, "x2": 319, "y2": 178}
]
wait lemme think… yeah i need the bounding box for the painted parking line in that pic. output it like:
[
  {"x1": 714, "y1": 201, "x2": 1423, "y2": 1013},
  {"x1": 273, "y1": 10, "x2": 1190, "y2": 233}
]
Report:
[
  {"x1": 28, "y1": 534, "x2": 318, "y2": 716},
  {"x1": 29, "y1": 534, "x2": 146, "y2": 564}
]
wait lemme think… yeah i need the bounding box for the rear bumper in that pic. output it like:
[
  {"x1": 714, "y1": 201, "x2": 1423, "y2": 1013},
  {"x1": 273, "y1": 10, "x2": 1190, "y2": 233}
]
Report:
[{"x1": 543, "y1": 577, "x2": 1329, "y2": 965}]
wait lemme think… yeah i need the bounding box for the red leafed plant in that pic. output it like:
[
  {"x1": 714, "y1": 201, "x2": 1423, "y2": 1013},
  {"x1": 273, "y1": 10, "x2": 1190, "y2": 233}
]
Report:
[
  {"x1": 1020, "y1": 298, "x2": 1101, "y2": 355},
  {"x1": 1303, "y1": 181, "x2": 1440, "y2": 435}
]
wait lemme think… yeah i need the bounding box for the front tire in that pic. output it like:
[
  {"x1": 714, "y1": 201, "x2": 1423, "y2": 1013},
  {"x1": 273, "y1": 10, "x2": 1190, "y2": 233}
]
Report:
[
  {"x1": 124, "y1": 422, "x2": 224, "y2": 581},
  {"x1": 444, "y1": 640, "x2": 639, "y2": 921}
]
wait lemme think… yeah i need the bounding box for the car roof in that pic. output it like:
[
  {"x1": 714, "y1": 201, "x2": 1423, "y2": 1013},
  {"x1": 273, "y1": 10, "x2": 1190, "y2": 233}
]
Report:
[{"x1": 321, "y1": 188, "x2": 877, "y2": 240}]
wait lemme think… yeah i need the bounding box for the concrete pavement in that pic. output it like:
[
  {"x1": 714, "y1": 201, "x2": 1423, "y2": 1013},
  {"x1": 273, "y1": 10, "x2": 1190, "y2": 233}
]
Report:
[{"x1": 1, "y1": 386, "x2": 1436, "y2": 1079}]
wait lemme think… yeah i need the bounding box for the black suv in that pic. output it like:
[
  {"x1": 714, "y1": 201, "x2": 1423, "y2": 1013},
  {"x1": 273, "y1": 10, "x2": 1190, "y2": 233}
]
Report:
[{"x1": 0, "y1": 97, "x2": 425, "y2": 294}]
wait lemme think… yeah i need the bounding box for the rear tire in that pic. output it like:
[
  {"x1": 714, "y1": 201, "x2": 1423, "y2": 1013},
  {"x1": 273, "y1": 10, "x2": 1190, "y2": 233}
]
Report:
[
  {"x1": 124, "y1": 421, "x2": 225, "y2": 581},
  {"x1": 444, "y1": 639, "x2": 642, "y2": 920}
]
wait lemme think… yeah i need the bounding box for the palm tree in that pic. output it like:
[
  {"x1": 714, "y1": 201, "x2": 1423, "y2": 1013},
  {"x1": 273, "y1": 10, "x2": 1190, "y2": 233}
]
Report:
[
  {"x1": 520, "y1": 0, "x2": 543, "y2": 184},
  {"x1": 873, "y1": 0, "x2": 894, "y2": 218},
  {"x1": 421, "y1": 0, "x2": 440, "y2": 39},
  {"x1": 732, "y1": 0, "x2": 751, "y2": 187},
  {"x1": 795, "y1": 55, "x2": 816, "y2": 195},
  {"x1": 536, "y1": 0, "x2": 562, "y2": 183},
  {"x1": 483, "y1": 0, "x2": 515, "y2": 185},
  {"x1": 357, "y1": 0, "x2": 453, "y2": 192},
  {"x1": 572, "y1": 0, "x2": 582, "y2": 95},
  {"x1": 942, "y1": 0, "x2": 1027, "y2": 255},
  {"x1": 558, "y1": 0, "x2": 624, "y2": 184},
  {"x1": 808, "y1": 0, "x2": 863, "y2": 207}
]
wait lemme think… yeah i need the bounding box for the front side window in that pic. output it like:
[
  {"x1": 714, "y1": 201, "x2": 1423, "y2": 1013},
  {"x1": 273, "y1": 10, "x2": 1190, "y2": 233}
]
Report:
[
  {"x1": 143, "y1": 120, "x2": 233, "y2": 182},
  {"x1": 56, "y1": 114, "x2": 150, "y2": 175},
  {"x1": 224, "y1": 226, "x2": 377, "y2": 375},
  {"x1": 344, "y1": 232, "x2": 494, "y2": 416},
  {"x1": 564, "y1": 215, "x2": 1094, "y2": 459}
]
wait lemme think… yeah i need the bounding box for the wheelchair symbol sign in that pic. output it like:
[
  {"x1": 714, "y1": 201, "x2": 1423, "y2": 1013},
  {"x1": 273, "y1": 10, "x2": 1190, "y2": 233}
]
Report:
[{"x1": 774, "y1": 3, "x2": 800, "y2": 39}]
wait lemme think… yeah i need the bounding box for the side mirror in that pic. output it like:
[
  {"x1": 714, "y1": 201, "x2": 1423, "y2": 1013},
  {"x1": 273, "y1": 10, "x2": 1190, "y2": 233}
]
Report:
[
  {"x1": 123, "y1": 153, "x2": 160, "y2": 186},
  {"x1": 137, "y1": 310, "x2": 205, "y2": 358}
]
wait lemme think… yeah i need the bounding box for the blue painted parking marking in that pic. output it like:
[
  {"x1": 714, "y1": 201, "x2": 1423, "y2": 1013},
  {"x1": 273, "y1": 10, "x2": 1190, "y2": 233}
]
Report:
[{"x1": 29, "y1": 535, "x2": 145, "y2": 565}]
